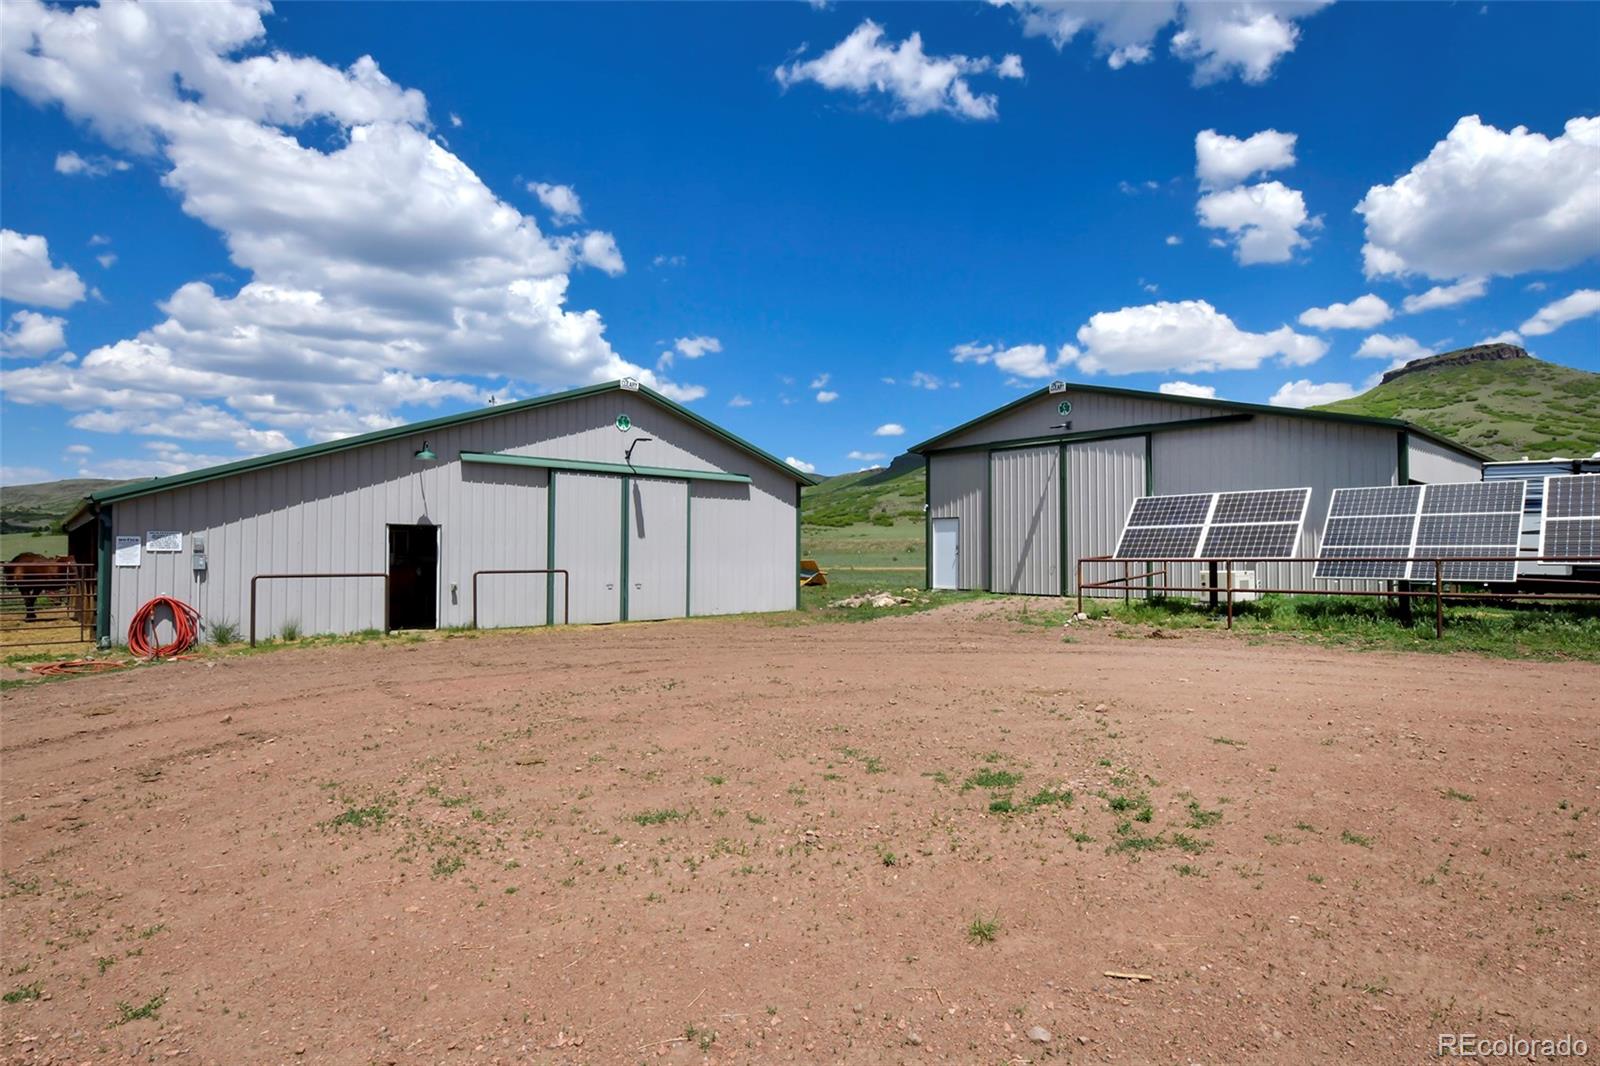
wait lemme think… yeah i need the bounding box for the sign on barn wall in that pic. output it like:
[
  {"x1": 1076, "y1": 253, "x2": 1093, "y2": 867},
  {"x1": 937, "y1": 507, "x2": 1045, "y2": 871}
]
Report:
[
  {"x1": 145, "y1": 531, "x2": 183, "y2": 553},
  {"x1": 115, "y1": 536, "x2": 141, "y2": 567}
]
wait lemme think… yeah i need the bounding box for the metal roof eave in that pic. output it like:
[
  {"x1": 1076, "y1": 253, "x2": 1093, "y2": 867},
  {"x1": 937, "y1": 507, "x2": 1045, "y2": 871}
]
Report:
[
  {"x1": 461, "y1": 451, "x2": 753, "y2": 483},
  {"x1": 908, "y1": 380, "x2": 1492, "y2": 463},
  {"x1": 83, "y1": 380, "x2": 817, "y2": 509}
]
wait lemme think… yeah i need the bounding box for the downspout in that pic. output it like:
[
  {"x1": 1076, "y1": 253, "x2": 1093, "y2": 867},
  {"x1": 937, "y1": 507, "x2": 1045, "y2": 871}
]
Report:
[{"x1": 95, "y1": 504, "x2": 113, "y2": 646}]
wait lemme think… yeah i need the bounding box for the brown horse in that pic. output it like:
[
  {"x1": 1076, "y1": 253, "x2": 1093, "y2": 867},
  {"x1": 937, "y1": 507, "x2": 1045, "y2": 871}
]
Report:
[{"x1": 3, "y1": 552, "x2": 82, "y2": 623}]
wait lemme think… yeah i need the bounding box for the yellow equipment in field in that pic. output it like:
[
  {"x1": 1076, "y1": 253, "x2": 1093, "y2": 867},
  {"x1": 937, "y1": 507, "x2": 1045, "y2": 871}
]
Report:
[{"x1": 799, "y1": 558, "x2": 828, "y2": 587}]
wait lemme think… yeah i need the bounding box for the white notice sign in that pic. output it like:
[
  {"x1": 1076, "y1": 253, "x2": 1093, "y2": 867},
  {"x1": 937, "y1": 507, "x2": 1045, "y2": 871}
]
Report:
[
  {"x1": 115, "y1": 536, "x2": 142, "y2": 567},
  {"x1": 146, "y1": 531, "x2": 183, "y2": 553}
]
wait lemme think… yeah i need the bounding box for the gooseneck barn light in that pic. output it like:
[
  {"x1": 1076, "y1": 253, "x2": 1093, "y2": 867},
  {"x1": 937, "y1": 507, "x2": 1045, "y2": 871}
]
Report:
[{"x1": 413, "y1": 441, "x2": 437, "y2": 462}]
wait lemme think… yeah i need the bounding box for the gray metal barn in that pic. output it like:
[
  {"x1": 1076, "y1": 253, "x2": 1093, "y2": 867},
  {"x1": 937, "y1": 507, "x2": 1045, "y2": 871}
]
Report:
[
  {"x1": 912, "y1": 382, "x2": 1487, "y2": 597},
  {"x1": 64, "y1": 381, "x2": 815, "y2": 644}
]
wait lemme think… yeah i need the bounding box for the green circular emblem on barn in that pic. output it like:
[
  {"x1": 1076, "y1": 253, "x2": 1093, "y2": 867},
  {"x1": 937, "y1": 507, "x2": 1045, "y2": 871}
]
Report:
[
  {"x1": 615, "y1": 414, "x2": 632, "y2": 432},
  {"x1": 1057, "y1": 400, "x2": 1072, "y2": 415}
]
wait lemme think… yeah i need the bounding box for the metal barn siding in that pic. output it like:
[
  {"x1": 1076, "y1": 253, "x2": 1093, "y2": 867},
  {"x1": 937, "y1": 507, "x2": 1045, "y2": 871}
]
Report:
[
  {"x1": 1065, "y1": 436, "x2": 1146, "y2": 595},
  {"x1": 927, "y1": 450, "x2": 987, "y2": 590},
  {"x1": 553, "y1": 471, "x2": 624, "y2": 624},
  {"x1": 931, "y1": 390, "x2": 1226, "y2": 451},
  {"x1": 1408, "y1": 434, "x2": 1483, "y2": 484},
  {"x1": 686, "y1": 466, "x2": 797, "y2": 616},
  {"x1": 1151, "y1": 415, "x2": 1395, "y2": 593},
  {"x1": 989, "y1": 446, "x2": 1060, "y2": 595},
  {"x1": 627, "y1": 477, "x2": 689, "y2": 621},
  {"x1": 103, "y1": 387, "x2": 800, "y2": 642}
]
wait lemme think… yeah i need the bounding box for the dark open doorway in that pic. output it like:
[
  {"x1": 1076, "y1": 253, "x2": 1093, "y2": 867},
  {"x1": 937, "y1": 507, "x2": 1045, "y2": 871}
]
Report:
[{"x1": 388, "y1": 524, "x2": 438, "y2": 630}]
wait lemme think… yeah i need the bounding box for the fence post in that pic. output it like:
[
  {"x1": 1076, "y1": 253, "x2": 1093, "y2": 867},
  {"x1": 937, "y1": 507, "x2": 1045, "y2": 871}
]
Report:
[
  {"x1": 1434, "y1": 562, "x2": 1444, "y2": 639},
  {"x1": 1226, "y1": 562, "x2": 1234, "y2": 629}
]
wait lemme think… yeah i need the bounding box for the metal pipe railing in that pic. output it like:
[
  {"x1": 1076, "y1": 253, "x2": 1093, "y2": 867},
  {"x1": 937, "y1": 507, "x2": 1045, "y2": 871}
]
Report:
[
  {"x1": 471, "y1": 569, "x2": 570, "y2": 629},
  {"x1": 1076, "y1": 553, "x2": 1600, "y2": 639},
  {"x1": 249, "y1": 572, "x2": 388, "y2": 646}
]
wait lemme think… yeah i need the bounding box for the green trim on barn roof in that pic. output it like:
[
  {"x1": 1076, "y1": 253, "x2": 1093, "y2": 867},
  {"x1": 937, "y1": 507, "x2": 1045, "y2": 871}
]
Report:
[
  {"x1": 908, "y1": 381, "x2": 1491, "y2": 463},
  {"x1": 461, "y1": 451, "x2": 752, "y2": 484},
  {"x1": 80, "y1": 381, "x2": 815, "y2": 510}
]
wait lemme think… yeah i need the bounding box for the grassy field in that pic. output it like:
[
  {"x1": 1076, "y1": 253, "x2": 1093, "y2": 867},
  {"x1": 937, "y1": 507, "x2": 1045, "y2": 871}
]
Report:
[
  {"x1": 1039, "y1": 593, "x2": 1600, "y2": 662},
  {"x1": 1, "y1": 532, "x2": 68, "y2": 559},
  {"x1": 1315, "y1": 354, "x2": 1599, "y2": 459}
]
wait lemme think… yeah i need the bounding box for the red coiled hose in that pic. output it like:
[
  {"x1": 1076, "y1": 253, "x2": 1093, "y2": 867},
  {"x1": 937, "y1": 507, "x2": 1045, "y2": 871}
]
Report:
[{"x1": 127, "y1": 596, "x2": 202, "y2": 659}]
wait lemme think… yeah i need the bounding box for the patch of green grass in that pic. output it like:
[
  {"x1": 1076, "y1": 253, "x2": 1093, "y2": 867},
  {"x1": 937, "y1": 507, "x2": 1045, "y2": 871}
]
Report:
[
  {"x1": 113, "y1": 990, "x2": 166, "y2": 1025},
  {"x1": 1341, "y1": 829, "x2": 1373, "y2": 849},
  {"x1": 3, "y1": 983, "x2": 42, "y2": 1004},
  {"x1": 1171, "y1": 833, "x2": 1211, "y2": 855},
  {"x1": 431, "y1": 855, "x2": 466, "y2": 878},
  {"x1": 1440, "y1": 788, "x2": 1475, "y2": 802},
  {"x1": 1173, "y1": 864, "x2": 1205, "y2": 877},
  {"x1": 1086, "y1": 594, "x2": 1600, "y2": 663},
  {"x1": 326, "y1": 803, "x2": 391, "y2": 830},
  {"x1": 962, "y1": 768, "x2": 1022, "y2": 792},
  {"x1": 988, "y1": 796, "x2": 1015, "y2": 814},
  {"x1": 966, "y1": 915, "x2": 1001, "y2": 944},
  {"x1": 206, "y1": 619, "x2": 242, "y2": 645},
  {"x1": 278, "y1": 619, "x2": 302, "y2": 642},
  {"x1": 1211, "y1": 736, "x2": 1246, "y2": 748},
  {"x1": 685, "y1": 1024, "x2": 717, "y2": 1051},
  {"x1": 1186, "y1": 801, "x2": 1223, "y2": 828},
  {"x1": 1024, "y1": 787, "x2": 1073, "y2": 810},
  {"x1": 631, "y1": 808, "x2": 686, "y2": 826}
]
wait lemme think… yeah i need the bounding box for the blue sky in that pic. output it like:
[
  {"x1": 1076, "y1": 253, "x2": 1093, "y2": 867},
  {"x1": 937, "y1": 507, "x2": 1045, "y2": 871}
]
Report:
[{"x1": 2, "y1": 1, "x2": 1597, "y2": 482}]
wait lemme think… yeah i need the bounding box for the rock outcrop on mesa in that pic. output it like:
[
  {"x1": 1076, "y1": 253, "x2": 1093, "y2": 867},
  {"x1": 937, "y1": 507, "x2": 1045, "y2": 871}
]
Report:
[{"x1": 1381, "y1": 343, "x2": 1529, "y2": 385}]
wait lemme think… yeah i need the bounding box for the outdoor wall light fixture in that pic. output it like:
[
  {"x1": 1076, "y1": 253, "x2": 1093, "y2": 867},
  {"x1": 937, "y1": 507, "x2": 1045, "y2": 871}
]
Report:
[{"x1": 414, "y1": 441, "x2": 437, "y2": 462}]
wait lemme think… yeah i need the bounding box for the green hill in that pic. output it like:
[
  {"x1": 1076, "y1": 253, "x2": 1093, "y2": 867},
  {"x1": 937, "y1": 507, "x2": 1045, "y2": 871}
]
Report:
[
  {"x1": 1314, "y1": 349, "x2": 1599, "y2": 460},
  {"x1": 802, "y1": 456, "x2": 924, "y2": 528},
  {"x1": 0, "y1": 478, "x2": 126, "y2": 534}
]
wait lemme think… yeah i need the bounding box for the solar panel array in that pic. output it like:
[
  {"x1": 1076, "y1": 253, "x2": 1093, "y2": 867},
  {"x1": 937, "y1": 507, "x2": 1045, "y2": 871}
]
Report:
[
  {"x1": 1112, "y1": 488, "x2": 1311, "y2": 560},
  {"x1": 1313, "y1": 480, "x2": 1528, "y2": 583},
  {"x1": 1540, "y1": 474, "x2": 1600, "y2": 560}
]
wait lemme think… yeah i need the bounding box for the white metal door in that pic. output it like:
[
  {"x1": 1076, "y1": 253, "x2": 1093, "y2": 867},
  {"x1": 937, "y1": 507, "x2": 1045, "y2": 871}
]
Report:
[
  {"x1": 932, "y1": 518, "x2": 960, "y2": 589},
  {"x1": 627, "y1": 478, "x2": 688, "y2": 620},
  {"x1": 553, "y1": 471, "x2": 622, "y2": 624}
]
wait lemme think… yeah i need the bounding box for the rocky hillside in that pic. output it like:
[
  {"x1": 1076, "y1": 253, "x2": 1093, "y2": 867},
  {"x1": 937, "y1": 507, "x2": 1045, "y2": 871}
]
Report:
[{"x1": 1316, "y1": 347, "x2": 1598, "y2": 460}]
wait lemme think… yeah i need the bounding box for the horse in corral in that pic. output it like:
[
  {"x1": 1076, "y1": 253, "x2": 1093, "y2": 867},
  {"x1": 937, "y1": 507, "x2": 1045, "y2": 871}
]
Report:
[{"x1": 2, "y1": 553, "x2": 82, "y2": 623}]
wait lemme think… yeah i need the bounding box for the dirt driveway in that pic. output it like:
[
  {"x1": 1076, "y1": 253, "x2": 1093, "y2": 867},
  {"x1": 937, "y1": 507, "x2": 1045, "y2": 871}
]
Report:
[{"x1": 2, "y1": 602, "x2": 1596, "y2": 1064}]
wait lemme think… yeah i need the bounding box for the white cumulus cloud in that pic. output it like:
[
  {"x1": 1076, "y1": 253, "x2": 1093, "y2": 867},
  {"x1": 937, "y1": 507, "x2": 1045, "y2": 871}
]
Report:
[
  {"x1": 847, "y1": 450, "x2": 887, "y2": 462},
  {"x1": 1195, "y1": 128, "x2": 1296, "y2": 189},
  {"x1": 874, "y1": 422, "x2": 905, "y2": 436},
  {"x1": 1355, "y1": 333, "x2": 1434, "y2": 361},
  {"x1": 816, "y1": 390, "x2": 839, "y2": 403},
  {"x1": 785, "y1": 456, "x2": 817, "y2": 474},
  {"x1": 673, "y1": 336, "x2": 722, "y2": 359},
  {"x1": 1196, "y1": 180, "x2": 1318, "y2": 264},
  {"x1": 950, "y1": 341, "x2": 1075, "y2": 380},
  {"x1": 1298, "y1": 294, "x2": 1393, "y2": 330},
  {"x1": 776, "y1": 20, "x2": 1022, "y2": 120},
  {"x1": 1520, "y1": 288, "x2": 1600, "y2": 337},
  {"x1": 528, "y1": 181, "x2": 582, "y2": 223},
  {"x1": 1, "y1": 310, "x2": 68, "y2": 356},
  {"x1": 0, "y1": 0, "x2": 689, "y2": 463},
  {"x1": 1000, "y1": 2, "x2": 1328, "y2": 83},
  {"x1": 1358, "y1": 115, "x2": 1600, "y2": 280},
  {"x1": 0, "y1": 229, "x2": 87, "y2": 309},
  {"x1": 1401, "y1": 276, "x2": 1487, "y2": 314},
  {"x1": 1269, "y1": 379, "x2": 1357, "y2": 408},
  {"x1": 727, "y1": 394, "x2": 751, "y2": 408},
  {"x1": 1158, "y1": 380, "x2": 1216, "y2": 399},
  {"x1": 1070, "y1": 300, "x2": 1326, "y2": 374},
  {"x1": 54, "y1": 150, "x2": 130, "y2": 176}
]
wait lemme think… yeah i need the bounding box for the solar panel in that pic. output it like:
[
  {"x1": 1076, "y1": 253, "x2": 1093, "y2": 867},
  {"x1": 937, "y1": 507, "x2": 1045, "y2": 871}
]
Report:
[
  {"x1": 1329, "y1": 484, "x2": 1422, "y2": 518},
  {"x1": 1200, "y1": 523, "x2": 1300, "y2": 558},
  {"x1": 1312, "y1": 546, "x2": 1411, "y2": 579},
  {"x1": 1541, "y1": 475, "x2": 1600, "y2": 559},
  {"x1": 1127, "y1": 494, "x2": 1213, "y2": 527},
  {"x1": 1111, "y1": 487, "x2": 1309, "y2": 561},
  {"x1": 1113, "y1": 525, "x2": 1204, "y2": 559},
  {"x1": 1316, "y1": 479, "x2": 1526, "y2": 583},
  {"x1": 1543, "y1": 474, "x2": 1600, "y2": 520},
  {"x1": 1410, "y1": 480, "x2": 1524, "y2": 583}
]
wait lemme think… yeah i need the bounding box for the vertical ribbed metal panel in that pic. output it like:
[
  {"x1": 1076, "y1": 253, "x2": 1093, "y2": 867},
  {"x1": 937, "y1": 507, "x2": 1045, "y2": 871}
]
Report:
[
  {"x1": 105, "y1": 392, "x2": 797, "y2": 642},
  {"x1": 1065, "y1": 436, "x2": 1146, "y2": 596},
  {"x1": 1408, "y1": 435, "x2": 1482, "y2": 484},
  {"x1": 989, "y1": 446, "x2": 1060, "y2": 595},
  {"x1": 553, "y1": 471, "x2": 622, "y2": 624},
  {"x1": 1151, "y1": 416, "x2": 1395, "y2": 594},
  {"x1": 927, "y1": 450, "x2": 987, "y2": 590},
  {"x1": 935, "y1": 391, "x2": 1226, "y2": 451},
  {"x1": 628, "y1": 477, "x2": 688, "y2": 621}
]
